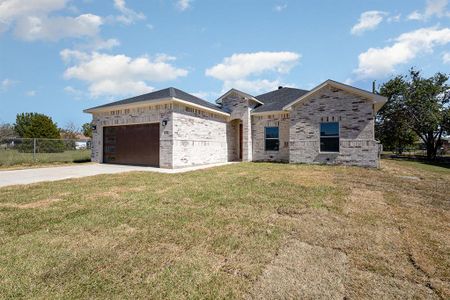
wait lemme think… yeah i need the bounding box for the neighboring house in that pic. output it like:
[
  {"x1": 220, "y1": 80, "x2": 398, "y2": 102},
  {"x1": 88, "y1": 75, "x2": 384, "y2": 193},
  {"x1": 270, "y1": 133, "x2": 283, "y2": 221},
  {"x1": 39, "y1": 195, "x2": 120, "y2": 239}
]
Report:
[
  {"x1": 74, "y1": 134, "x2": 90, "y2": 150},
  {"x1": 439, "y1": 136, "x2": 449, "y2": 155},
  {"x1": 84, "y1": 80, "x2": 387, "y2": 168}
]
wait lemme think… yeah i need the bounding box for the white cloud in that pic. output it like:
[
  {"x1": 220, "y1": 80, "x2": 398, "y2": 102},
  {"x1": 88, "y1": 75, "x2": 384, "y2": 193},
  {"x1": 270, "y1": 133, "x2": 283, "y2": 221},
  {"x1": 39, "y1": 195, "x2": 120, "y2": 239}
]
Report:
[
  {"x1": 113, "y1": 0, "x2": 145, "y2": 24},
  {"x1": 176, "y1": 0, "x2": 191, "y2": 11},
  {"x1": 89, "y1": 80, "x2": 153, "y2": 97},
  {"x1": 408, "y1": 11, "x2": 424, "y2": 20},
  {"x1": 60, "y1": 48, "x2": 90, "y2": 63},
  {"x1": 0, "y1": 0, "x2": 106, "y2": 41},
  {"x1": 351, "y1": 11, "x2": 387, "y2": 35},
  {"x1": 274, "y1": 4, "x2": 287, "y2": 12},
  {"x1": 443, "y1": 52, "x2": 450, "y2": 63},
  {"x1": 64, "y1": 85, "x2": 85, "y2": 100},
  {"x1": 191, "y1": 91, "x2": 219, "y2": 100},
  {"x1": 425, "y1": 0, "x2": 449, "y2": 17},
  {"x1": 206, "y1": 51, "x2": 300, "y2": 81},
  {"x1": 206, "y1": 51, "x2": 300, "y2": 94},
  {"x1": 64, "y1": 85, "x2": 81, "y2": 94},
  {"x1": 26, "y1": 90, "x2": 36, "y2": 96},
  {"x1": 1, "y1": 78, "x2": 17, "y2": 91},
  {"x1": 14, "y1": 13, "x2": 102, "y2": 41},
  {"x1": 0, "y1": 0, "x2": 67, "y2": 25},
  {"x1": 407, "y1": 0, "x2": 449, "y2": 20},
  {"x1": 343, "y1": 78, "x2": 354, "y2": 85},
  {"x1": 81, "y1": 37, "x2": 120, "y2": 51},
  {"x1": 354, "y1": 27, "x2": 450, "y2": 79},
  {"x1": 387, "y1": 14, "x2": 401, "y2": 22},
  {"x1": 61, "y1": 50, "x2": 188, "y2": 97},
  {"x1": 225, "y1": 79, "x2": 284, "y2": 94}
]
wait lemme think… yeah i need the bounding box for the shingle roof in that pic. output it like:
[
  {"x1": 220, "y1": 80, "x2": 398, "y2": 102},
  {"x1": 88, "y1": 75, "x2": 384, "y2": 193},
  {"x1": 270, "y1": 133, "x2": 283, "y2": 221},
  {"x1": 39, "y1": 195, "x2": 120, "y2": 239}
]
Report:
[
  {"x1": 85, "y1": 87, "x2": 226, "y2": 114},
  {"x1": 253, "y1": 87, "x2": 309, "y2": 113}
]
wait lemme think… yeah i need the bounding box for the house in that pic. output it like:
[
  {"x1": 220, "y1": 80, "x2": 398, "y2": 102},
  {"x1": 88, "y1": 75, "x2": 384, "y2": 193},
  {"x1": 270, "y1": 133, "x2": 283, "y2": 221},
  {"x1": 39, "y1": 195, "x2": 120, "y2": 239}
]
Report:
[{"x1": 84, "y1": 80, "x2": 387, "y2": 168}]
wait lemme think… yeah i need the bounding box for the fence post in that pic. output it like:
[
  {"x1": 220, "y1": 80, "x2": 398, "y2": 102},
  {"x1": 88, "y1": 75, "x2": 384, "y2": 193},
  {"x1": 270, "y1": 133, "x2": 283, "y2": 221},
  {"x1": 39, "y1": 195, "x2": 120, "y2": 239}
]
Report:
[{"x1": 33, "y1": 138, "x2": 36, "y2": 162}]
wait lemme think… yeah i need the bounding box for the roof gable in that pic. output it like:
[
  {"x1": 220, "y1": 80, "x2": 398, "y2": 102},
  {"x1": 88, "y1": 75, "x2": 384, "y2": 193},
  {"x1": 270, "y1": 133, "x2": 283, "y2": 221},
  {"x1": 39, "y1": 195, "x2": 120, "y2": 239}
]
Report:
[
  {"x1": 215, "y1": 88, "x2": 263, "y2": 105},
  {"x1": 282, "y1": 80, "x2": 387, "y2": 112}
]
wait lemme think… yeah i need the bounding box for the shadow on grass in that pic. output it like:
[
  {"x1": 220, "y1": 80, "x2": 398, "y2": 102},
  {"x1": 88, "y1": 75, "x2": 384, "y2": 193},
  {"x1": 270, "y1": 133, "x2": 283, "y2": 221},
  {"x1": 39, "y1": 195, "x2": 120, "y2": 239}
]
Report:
[{"x1": 73, "y1": 158, "x2": 91, "y2": 163}]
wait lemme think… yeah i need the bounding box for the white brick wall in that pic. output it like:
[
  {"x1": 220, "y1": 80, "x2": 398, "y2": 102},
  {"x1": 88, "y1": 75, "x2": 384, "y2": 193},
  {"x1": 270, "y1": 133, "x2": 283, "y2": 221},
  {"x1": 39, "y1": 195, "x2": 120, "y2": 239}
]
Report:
[
  {"x1": 171, "y1": 106, "x2": 229, "y2": 168},
  {"x1": 220, "y1": 92, "x2": 259, "y2": 162}
]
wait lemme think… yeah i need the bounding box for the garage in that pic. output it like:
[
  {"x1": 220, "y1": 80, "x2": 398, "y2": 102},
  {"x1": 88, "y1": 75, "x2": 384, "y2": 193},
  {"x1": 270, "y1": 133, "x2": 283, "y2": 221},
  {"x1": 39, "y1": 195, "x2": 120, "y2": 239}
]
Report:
[{"x1": 103, "y1": 123, "x2": 160, "y2": 167}]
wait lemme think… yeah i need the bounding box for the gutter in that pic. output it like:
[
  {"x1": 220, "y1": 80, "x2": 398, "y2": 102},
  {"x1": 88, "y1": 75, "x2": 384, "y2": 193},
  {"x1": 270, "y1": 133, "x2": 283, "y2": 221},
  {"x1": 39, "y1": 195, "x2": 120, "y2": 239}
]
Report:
[{"x1": 83, "y1": 97, "x2": 230, "y2": 117}]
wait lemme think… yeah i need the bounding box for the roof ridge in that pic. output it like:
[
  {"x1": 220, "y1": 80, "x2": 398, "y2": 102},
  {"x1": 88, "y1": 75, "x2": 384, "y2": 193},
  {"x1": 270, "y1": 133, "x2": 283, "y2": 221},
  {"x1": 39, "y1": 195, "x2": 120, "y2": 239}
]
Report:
[
  {"x1": 168, "y1": 87, "x2": 176, "y2": 97},
  {"x1": 255, "y1": 87, "x2": 308, "y2": 98}
]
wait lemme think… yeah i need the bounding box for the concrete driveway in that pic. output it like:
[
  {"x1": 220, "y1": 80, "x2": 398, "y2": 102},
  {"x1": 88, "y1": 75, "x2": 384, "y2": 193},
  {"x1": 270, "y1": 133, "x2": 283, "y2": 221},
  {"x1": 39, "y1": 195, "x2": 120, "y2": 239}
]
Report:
[{"x1": 0, "y1": 162, "x2": 232, "y2": 188}]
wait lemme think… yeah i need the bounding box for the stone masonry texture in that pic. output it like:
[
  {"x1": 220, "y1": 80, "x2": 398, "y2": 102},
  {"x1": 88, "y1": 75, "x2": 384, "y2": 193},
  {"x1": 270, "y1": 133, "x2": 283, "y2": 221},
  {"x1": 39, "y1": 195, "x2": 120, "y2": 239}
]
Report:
[{"x1": 289, "y1": 86, "x2": 379, "y2": 167}]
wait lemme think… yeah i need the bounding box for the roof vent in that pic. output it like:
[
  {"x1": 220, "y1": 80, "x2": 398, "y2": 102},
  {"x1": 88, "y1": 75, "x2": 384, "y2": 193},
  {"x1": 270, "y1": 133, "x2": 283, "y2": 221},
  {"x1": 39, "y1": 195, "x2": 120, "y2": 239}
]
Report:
[{"x1": 278, "y1": 86, "x2": 283, "y2": 90}]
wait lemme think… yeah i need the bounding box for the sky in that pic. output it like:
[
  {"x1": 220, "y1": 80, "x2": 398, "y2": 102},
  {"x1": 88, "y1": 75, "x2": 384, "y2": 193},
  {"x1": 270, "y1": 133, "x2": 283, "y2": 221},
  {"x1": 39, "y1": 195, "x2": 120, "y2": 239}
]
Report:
[{"x1": 0, "y1": 0, "x2": 449, "y2": 128}]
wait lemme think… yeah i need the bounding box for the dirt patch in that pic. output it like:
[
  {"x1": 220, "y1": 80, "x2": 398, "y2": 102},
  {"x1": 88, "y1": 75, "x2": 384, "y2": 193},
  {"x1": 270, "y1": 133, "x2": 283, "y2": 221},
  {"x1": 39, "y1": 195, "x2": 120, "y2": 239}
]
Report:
[
  {"x1": 0, "y1": 198, "x2": 62, "y2": 209},
  {"x1": 249, "y1": 240, "x2": 347, "y2": 299}
]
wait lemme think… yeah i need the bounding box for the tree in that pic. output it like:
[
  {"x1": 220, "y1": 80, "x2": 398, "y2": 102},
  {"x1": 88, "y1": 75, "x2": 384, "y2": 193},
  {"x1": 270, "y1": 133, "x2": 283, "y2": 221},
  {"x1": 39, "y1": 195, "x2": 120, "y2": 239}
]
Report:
[
  {"x1": 60, "y1": 122, "x2": 80, "y2": 150},
  {"x1": 60, "y1": 122, "x2": 79, "y2": 139},
  {"x1": 15, "y1": 113, "x2": 60, "y2": 139},
  {"x1": 378, "y1": 69, "x2": 450, "y2": 159},
  {"x1": 14, "y1": 113, "x2": 63, "y2": 153},
  {"x1": 0, "y1": 123, "x2": 16, "y2": 139},
  {"x1": 82, "y1": 122, "x2": 93, "y2": 138},
  {"x1": 377, "y1": 77, "x2": 418, "y2": 153}
]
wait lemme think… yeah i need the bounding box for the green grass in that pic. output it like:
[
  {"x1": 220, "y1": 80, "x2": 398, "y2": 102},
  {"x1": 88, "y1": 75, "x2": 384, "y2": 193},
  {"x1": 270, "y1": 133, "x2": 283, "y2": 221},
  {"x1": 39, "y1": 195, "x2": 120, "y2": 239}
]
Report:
[
  {"x1": 0, "y1": 149, "x2": 91, "y2": 168},
  {"x1": 0, "y1": 160, "x2": 448, "y2": 299}
]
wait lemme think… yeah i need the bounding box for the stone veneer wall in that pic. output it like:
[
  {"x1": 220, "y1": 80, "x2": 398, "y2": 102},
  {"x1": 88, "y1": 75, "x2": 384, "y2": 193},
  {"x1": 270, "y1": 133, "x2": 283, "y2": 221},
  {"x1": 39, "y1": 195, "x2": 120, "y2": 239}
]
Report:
[
  {"x1": 91, "y1": 103, "x2": 173, "y2": 168},
  {"x1": 252, "y1": 112, "x2": 290, "y2": 162},
  {"x1": 220, "y1": 92, "x2": 259, "y2": 162},
  {"x1": 289, "y1": 86, "x2": 379, "y2": 167},
  {"x1": 227, "y1": 119, "x2": 239, "y2": 161},
  {"x1": 171, "y1": 104, "x2": 229, "y2": 168}
]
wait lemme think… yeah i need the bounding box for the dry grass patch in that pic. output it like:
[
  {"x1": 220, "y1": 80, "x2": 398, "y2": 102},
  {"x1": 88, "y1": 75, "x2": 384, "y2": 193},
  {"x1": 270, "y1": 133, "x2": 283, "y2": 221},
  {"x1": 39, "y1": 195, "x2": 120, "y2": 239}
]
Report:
[
  {"x1": 249, "y1": 240, "x2": 347, "y2": 299},
  {"x1": 0, "y1": 198, "x2": 62, "y2": 209},
  {"x1": 0, "y1": 159, "x2": 448, "y2": 299}
]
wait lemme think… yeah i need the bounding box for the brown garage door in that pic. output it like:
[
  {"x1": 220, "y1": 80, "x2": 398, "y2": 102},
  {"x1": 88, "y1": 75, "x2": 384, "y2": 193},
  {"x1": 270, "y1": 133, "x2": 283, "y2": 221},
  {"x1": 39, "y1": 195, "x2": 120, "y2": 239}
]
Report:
[{"x1": 103, "y1": 123, "x2": 160, "y2": 167}]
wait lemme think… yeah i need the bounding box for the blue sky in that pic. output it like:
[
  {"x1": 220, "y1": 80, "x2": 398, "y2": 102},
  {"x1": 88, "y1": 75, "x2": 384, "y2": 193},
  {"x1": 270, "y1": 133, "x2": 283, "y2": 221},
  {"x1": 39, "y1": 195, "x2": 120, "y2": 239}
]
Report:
[{"x1": 1, "y1": 0, "x2": 449, "y2": 128}]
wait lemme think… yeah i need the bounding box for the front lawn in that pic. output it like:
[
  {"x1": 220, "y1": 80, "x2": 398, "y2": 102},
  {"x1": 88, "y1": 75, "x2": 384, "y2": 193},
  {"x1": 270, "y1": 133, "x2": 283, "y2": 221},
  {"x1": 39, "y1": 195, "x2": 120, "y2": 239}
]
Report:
[{"x1": 0, "y1": 160, "x2": 448, "y2": 299}]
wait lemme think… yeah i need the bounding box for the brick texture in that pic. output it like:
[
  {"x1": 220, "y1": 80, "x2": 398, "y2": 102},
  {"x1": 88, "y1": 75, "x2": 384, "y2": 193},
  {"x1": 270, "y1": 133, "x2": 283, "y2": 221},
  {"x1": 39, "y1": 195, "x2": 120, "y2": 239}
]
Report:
[{"x1": 289, "y1": 86, "x2": 379, "y2": 167}]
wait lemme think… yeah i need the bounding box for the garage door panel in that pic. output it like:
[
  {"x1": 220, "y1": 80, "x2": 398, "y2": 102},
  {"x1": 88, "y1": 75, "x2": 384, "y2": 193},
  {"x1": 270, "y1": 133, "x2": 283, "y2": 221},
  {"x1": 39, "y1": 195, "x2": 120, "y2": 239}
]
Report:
[{"x1": 103, "y1": 123, "x2": 159, "y2": 167}]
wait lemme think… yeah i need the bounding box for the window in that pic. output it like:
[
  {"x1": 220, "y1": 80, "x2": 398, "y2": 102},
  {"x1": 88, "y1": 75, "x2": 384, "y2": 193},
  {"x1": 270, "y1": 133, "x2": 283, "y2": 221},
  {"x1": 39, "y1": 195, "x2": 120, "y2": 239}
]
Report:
[
  {"x1": 265, "y1": 127, "x2": 279, "y2": 151},
  {"x1": 320, "y1": 122, "x2": 339, "y2": 152}
]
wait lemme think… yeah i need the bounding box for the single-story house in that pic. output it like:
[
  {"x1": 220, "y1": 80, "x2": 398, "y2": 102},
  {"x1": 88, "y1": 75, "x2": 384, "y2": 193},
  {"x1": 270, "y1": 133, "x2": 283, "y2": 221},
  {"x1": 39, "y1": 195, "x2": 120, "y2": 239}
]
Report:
[{"x1": 84, "y1": 79, "x2": 387, "y2": 168}]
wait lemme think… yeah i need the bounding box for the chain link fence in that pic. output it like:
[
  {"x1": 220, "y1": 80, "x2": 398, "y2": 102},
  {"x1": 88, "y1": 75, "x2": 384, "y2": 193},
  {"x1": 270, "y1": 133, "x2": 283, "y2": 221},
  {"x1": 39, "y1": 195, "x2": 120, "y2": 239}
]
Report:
[
  {"x1": 383, "y1": 146, "x2": 449, "y2": 157},
  {"x1": 0, "y1": 138, "x2": 92, "y2": 167}
]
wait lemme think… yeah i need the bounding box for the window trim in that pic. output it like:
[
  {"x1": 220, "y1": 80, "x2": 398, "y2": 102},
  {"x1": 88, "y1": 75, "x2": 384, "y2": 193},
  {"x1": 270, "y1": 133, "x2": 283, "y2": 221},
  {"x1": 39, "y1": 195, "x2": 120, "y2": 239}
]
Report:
[
  {"x1": 319, "y1": 122, "x2": 340, "y2": 153},
  {"x1": 264, "y1": 126, "x2": 280, "y2": 152}
]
